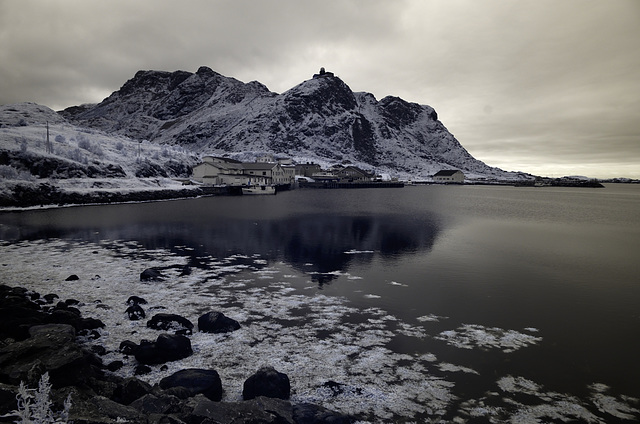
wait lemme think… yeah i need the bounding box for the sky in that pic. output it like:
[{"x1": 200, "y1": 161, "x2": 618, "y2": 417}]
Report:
[{"x1": 1, "y1": 0, "x2": 639, "y2": 179}]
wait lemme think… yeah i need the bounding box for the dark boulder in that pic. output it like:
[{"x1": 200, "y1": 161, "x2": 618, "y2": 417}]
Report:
[
  {"x1": 0, "y1": 305, "x2": 45, "y2": 340},
  {"x1": 197, "y1": 311, "x2": 241, "y2": 334},
  {"x1": 65, "y1": 274, "x2": 79, "y2": 281},
  {"x1": 187, "y1": 395, "x2": 294, "y2": 424},
  {"x1": 134, "y1": 364, "x2": 152, "y2": 375},
  {"x1": 119, "y1": 340, "x2": 139, "y2": 355},
  {"x1": 113, "y1": 377, "x2": 153, "y2": 405},
  {"x1": 147, "y1": 313, "x2": 193, "y2": 335},
  {"x1": 126, "y1": 295, "x2": 147, "y2": 306},
  {"x1": 129, "y1": 393, "x2": 182, "y2": 415},
  {"x1": 140, "y1": 268, "x2": 164, "y2": 282},
  {"x1": 45, "y1": 309, "x2": 105, "y2": 333},
  {"x1": 126, "y1": 304, "x2": 146, "y2": 320},
  {"x1": 0, "y1": 324, "x2": 95, "y2": 387},
  {"x1": 243, "y1": 366, "x2": 290, "y2": 400},
  {"x1": 159, "y1": 368, "x2": 223, "y2": 401},
  {"x1": 69, "y1": 395, "x2": 145, "y2": 424},
  {"x1": 107, "y1": 360, "x2": 124, "y2": 372},
  {"x1": 293, "y1": 403, "x2": 356, "y2": 424},
  {"x1": 134, "y1": 333, "x2": 193, "y2": 365},
  {"x1": 43, "y1": 293, "x2": 59, "y2": 303}
]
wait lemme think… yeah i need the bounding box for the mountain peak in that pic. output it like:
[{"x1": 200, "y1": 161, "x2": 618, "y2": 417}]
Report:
[{"x1": 59, "y1": 67, "x2": 516, "y2": 179}]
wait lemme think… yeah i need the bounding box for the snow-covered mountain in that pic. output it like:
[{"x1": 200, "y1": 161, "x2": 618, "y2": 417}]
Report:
[{"x1": 61, "y1": 67, "x2": 527, "y2": 180}]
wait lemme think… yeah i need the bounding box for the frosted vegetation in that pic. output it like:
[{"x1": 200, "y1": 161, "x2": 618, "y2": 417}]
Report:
[
  {"x1": 1, "y1": 373, "x2": 71, "y2": 424},
  {"x1": 1, "y1": 239, "x2": 637, "y2": 422},
  {"x1": 0, "y1": 103, "x2": 199, "y2": 201}
]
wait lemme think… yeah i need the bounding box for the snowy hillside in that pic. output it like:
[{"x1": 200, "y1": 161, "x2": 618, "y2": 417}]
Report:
[
  {"x1": 62, "y1": 67, "x2": 530, "y2": 181},
  {"x1": 0, "y1": 102, "x2": 201, "y2": 207}
]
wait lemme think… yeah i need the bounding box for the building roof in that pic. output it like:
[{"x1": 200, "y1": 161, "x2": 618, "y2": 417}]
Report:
[
  {"x1": 241, "y1": 162, "x2": 281, "y2": 171},
  {"x1": 433, "y1": 170, "x2": 463, "y2": 177},
  {"x1": 203, "y1": 156, "x2": 242, "y2": 164}
]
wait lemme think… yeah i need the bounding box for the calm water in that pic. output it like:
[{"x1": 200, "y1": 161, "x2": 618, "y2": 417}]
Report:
[{"x1": 1, "y1": 184, "x2": 639, "y2": 420}]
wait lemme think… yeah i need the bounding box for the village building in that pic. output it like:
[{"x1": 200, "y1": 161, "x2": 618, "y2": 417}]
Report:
[
  {"x1": 295, "y1": 163, "x2": 322, "y2": 177},
  {"x1": 433, "y1": 169, "x2": 465, "y2": 183},
  {"x1": 335, "y1": 166, "x2": 373, "y2": 182},
  {"x1": 242, "y1": 162, "x2": 292, "y2": 186},
  {"x1": 191, "y1": 156, "x2": 246, "y2": 186},
  {"x1": 191, "y1": 156, "x2": 294, "y2": 188}
]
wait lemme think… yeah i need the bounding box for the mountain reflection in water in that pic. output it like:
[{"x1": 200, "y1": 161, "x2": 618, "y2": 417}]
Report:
[{"x1": 3, "y1": 212, "x2": 439, "y2": 286}]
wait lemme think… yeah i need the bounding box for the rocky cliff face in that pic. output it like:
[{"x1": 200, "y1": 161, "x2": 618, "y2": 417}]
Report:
[{"x1": 61, "y1": 67, "x2": 520, "y2": 179}]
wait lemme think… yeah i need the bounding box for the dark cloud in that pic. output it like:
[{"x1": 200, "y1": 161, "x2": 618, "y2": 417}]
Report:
[{"x1": 1, "y1": 0, "x2": 638, "y2": 178}]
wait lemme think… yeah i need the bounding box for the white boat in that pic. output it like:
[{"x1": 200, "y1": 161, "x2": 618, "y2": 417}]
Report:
[{"x1": 242, "y1": 185, "x2": 276, "y2": 195}]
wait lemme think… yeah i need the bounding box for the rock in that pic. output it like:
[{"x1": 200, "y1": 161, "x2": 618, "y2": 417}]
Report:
[
  {"x1": 90, "y1": 345, "x2": 107, "y2": 356},
  {"x1": 129, "y1": 393, "x2": 181, "y2": 415},
  {"x1": 43, "y1": 293, "x2": 59, "y2": 303},
  {"x1": 0, "y1": 324, "x2": 95, "y2": 387},
  {"x1": 197, "y1": 311, "x2": 241, "y2": 334},
  {"x1": 127, "y1": 295, "x2": 148, "y2": 305},
  {"x1": 0, "y1": 305, "x2": 45, "y2": 340},
  {"x1": 243, "y1": 366, "x2": 290, "y2": 400},
  {"x1": 135, "y1": 364, "x2": 152, "y2": 375},
  {"x1": 70, "y1": 395, "x2": 145, "y2": 424},
  {"x1": 159, "y1": 368, "x2": 223, "y2": 402},
  {"x1": 292, "y1": 403, "x2": 355, "y2": 424},
  {"x1": 147, "y1": 313, "x2": 193, "y2": 335},
  {"x1": 119, "y1": 340, "x2": 139, "y2": 355},
  {"x1": 45, "y1": 309, "x2": 105, "y2": 333},
  {"x1": 187, "y1": 395, "x2": 294, "y2": 424},
  {"x1": 65, "y1": 274, "x2": 79, "y2": 281},
  {"x1": 107, "y1": 360, "x2": 124, "y2": 372},
  {"x1": 113, "y1": 377, "x2": 153, "y2": 405},
  {"x1": 126, "y1": 304, "x2": 146, "y2": 320},
  {"x1": 134, "y1": 333, "x2": 193, "y2": 365},
  {"x1": 141, "y1": 267, "x2": 164, "y2": 281}
]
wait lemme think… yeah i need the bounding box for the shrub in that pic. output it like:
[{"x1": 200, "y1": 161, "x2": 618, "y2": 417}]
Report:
[
  {"x1": 77, "y1": 135, "x2": 91, "y2": 151},
  {"x1": 2, "y1": 372, "x2": 71, "y2": 424},
  {"x1": 54, "y1": 135, "x2": 65, "y2": 143},
  {"x1": 115, "y1": 141, "x2": 124, "y2": 151},
  {"x1": 77, "y1": 135, "x2": 104, "y2": 157}
]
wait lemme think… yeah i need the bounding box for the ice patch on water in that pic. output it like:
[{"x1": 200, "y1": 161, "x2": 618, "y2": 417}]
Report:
[
  {"x1": 344, "y1": 249, "x2": 375, "y2": 254},
  {"x1": 436, "y1": 324, "x2": 542, "y2": 352},
  {"x1": 416, "y1": 314, "x2": 447, "y2": 323},
  {"x1": 363, "y1": 294, "x2": 381, "y2": 299},
  {"x1": 589, "y1": 383, "x2": 640, "y2": 420},
  {"x1": 389, "y1": 281, "x2": 408, "y2": 287},
  {"x1": 437, "y1": 363, "x2": 479, "y2": 375},
  {"x1": 454, "y1": 375, "x2": 613, "y2": 423}
]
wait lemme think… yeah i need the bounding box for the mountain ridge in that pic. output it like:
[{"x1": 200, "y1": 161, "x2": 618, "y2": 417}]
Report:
[{"x1": 61, "y1": 67, "x2": 528, "y2": 180}]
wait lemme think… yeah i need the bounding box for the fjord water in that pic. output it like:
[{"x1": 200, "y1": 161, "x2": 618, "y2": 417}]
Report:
[{"x1": 2, "y1": 184, "x2": 639, "y2": 416}]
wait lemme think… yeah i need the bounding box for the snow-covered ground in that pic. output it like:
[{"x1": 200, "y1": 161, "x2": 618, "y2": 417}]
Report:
[
  {"x1": 0, "y1": 102, "x2": 200, "y2": 203},
  {"x1": 1, "y1": 238, "x2": 637, "y2": 423}
]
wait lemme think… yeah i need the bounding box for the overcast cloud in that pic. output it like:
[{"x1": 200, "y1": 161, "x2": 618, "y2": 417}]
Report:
[{"x1": 1, "y1": 0, "x2": 638, "y2": 178}]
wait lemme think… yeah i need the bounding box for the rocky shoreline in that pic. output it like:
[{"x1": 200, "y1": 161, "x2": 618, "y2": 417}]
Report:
[
  {"x1": 0, "y1": 182, "x2": 242, "y2": 209},
  {"x1": 0, "y1": 284, "x2": 354, "y2": 424}
]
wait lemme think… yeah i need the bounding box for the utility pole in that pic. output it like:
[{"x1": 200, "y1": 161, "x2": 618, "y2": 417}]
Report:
[{"x1": 46, "y1": 121, "x2": 52, "y2": 154}]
